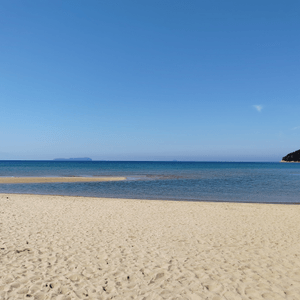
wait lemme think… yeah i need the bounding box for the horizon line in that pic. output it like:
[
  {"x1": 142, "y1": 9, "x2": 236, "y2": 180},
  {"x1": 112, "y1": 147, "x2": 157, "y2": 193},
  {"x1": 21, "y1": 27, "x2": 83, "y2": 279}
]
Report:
[{"x1": 0, "y1": 159, "x2": 283, "y2": 163}]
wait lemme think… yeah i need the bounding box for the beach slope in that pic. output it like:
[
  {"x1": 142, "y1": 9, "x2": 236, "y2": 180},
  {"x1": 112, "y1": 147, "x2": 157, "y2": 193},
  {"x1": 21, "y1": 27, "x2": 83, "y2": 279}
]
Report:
[{"x1": 1, "y1": 194, "x2": 300, "y2": 299}]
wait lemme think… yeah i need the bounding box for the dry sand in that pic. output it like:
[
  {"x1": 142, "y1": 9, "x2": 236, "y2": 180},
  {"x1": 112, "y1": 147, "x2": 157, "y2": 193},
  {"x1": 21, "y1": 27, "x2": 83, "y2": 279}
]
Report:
[
  {"x1": 0, "y1": 194, "x2": 300, "y2": 300},
  {"x1": 0, "y1": 177, "x2": 126, "y2": 184}
]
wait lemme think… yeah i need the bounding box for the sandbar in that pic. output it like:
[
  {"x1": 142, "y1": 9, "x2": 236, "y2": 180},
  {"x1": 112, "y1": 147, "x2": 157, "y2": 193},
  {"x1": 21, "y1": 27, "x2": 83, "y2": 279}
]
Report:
[
  {"x1": 0, "y1": 177, "x2": 126, "y2": 184},
  {"x1": 1, "y1": 194, "x2": 300, "y2": 299}
]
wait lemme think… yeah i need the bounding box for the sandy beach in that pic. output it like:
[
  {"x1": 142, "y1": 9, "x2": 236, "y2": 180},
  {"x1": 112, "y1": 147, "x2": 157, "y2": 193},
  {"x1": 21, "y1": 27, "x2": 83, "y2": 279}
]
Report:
[
  {"x1": 0, "y1": 177, "x2": 126, "y2": 184},
  {"x1": 1, "y1": 194, "x2": 300, "y2": 300}
]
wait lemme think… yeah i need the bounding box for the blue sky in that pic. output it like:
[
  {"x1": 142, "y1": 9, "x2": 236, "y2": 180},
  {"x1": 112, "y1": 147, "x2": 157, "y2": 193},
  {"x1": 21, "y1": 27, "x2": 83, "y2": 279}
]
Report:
[{"x1": 1, "y1": 1, "x2": 299, "y2": 161}]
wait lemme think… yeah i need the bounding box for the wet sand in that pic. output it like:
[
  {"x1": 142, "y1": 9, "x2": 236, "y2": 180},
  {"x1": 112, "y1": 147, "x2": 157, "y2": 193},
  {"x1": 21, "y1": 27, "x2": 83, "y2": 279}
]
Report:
[
  {"x1": 1, "y1": 193, "x2": 300, "y2": 299},
  {"x1": 0, "y1": 177, "x2": 126, "y2": 184}
]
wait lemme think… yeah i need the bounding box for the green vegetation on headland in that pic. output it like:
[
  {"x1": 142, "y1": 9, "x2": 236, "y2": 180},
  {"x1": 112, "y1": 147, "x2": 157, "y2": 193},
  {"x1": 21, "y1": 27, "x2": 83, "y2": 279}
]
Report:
[{"x1": 281, "y1": 149, "x2": 300, "y2": 162}]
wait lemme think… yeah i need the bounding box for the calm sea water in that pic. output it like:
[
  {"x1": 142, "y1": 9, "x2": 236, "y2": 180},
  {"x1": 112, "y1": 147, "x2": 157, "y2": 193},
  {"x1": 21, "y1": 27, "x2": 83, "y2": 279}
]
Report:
[{"x1": 0, "y1": 161, "x2": 300, "y2": 203}]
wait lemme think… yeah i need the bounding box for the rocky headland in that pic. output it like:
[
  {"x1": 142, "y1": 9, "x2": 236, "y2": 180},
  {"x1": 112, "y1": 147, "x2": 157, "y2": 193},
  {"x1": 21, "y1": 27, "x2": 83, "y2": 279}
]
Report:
[{"x1": 281, "y1": 149, "x2": 300, "y2": 162}]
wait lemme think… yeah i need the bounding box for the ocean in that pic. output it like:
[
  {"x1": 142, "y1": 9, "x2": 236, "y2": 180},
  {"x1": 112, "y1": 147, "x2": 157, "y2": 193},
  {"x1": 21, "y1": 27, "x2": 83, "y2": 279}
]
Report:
[{"x1": 0, "y1": 160, "x2": 300, "y2": 203}]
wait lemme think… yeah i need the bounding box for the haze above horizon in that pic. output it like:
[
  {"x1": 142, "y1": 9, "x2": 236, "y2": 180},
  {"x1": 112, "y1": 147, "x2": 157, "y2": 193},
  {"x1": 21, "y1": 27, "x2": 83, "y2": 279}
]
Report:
[{"x1": 1, "y1": 1, "x2": 299, "y2": 162}]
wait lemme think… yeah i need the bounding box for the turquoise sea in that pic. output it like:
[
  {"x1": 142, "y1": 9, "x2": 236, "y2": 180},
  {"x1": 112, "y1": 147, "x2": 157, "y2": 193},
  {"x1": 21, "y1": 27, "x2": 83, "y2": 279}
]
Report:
[{"x1": 0, "y1": 161, "x2": 300, "y2": 203}]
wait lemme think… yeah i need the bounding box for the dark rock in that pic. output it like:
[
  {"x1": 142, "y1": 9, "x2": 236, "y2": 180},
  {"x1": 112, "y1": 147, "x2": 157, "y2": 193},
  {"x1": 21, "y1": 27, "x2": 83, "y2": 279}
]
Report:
[{"x1": 281, "y1": 149, "x2": 300, "y2": 162}]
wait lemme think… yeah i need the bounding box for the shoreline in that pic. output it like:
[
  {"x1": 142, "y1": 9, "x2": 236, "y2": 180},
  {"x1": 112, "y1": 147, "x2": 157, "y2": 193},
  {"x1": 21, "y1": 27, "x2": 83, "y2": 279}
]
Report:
[
  {"x1": 1, "y1": 192, "x2": 300, "y2": 205},
  {"x1": 1, "y1": 193, "x2": 300, "y2": 299},
  {"x1": 0, "y1": 176, "x2": 126, "y2": 184}
]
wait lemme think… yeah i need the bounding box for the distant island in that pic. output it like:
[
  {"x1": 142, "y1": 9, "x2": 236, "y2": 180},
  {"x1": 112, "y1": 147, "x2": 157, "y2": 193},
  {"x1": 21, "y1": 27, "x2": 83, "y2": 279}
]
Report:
[
  {"x1": 53, "y1": 157, "x2": 92, "y2": 161},
  {"x1": 281, "y1": 149, "x2": 300, "y2": 162}
]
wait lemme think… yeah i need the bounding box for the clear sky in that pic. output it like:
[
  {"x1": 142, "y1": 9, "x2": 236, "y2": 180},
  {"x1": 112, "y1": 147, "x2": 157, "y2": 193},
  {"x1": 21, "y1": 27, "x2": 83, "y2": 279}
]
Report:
[{"x1": 1, "y1": 1, "x2": 299, "y2": 161}]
